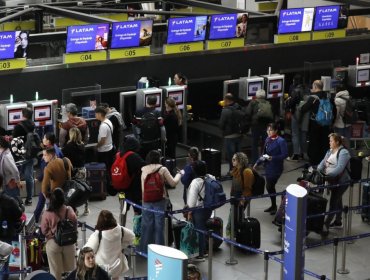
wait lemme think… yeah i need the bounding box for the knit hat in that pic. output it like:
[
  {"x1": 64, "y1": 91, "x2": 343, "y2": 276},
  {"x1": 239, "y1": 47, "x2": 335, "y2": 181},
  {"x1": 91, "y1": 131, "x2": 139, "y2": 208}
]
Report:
[
  {"x1": 123, "y1": 135, "x2": 140, "y2": 153},
  {"x1": 256, "y1": 89, "x2": 266, "y2": 99}
]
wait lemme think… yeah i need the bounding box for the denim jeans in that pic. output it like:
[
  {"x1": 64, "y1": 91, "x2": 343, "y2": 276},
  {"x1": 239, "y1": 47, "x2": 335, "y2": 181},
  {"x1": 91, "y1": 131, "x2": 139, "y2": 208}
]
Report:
[
  {"x1": 225, "y1": 136, "x2": 242, "y2": 171},
  {"x1": 20, "y1": 159, "x2": 34, "y2": 200},
  {"x1": 192, "y1": 208, "x2": 212, "y2": 257},
  {"x1": 325, "y1": 184, "x2": 349, "y2": 226},
  {"x1": 4, "y1": 184, "x2": 20, "y2": 199},
  {"x1": 0, "y1": 257, "x2": 9, "y2": 280},
  {"x1": 291, "y1": 116, "x2": 307, "y2": 155},
  {"x1": 34, "y1": 192, "x2": 46, "y2": 223},
  {"x1": 251, "y1": 127, "x2": 267, "y2": 164},
  {"x1": 140, "y1": 199, "x2": 166, "y2": 253}
]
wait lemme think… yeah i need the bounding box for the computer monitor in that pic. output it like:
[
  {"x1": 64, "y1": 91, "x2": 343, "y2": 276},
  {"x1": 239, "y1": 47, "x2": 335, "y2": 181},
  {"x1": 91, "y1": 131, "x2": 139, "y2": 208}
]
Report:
[
  {"x1": 34, "y1": 105, "x2": 52, "y2": 122},
  {"x1": 348, "y1": 65, "x2": 370, "y2": 87},
  {"x1": 357, "y1": 69, "x2": 370, "y2": 83},
  {"x1": 111, "y1": 19, "x2": 153, "y2": 48},
  {"x1": 208, "y1": 13, "x2": 238, "y2": 40},
  {"x1": 145, "y1": 93, "x2": 161, "y2": 108},
  {"x1": 168, "y1": 91, "x2": 183, "y2": 107},
  {"x1": 278, "y1": 8, "x2": 315, "y2": 34},
  {"x1": 8, "y1": 108, "x2": 23, "y2": 126},
  {"x1": 247, "y1": 81, "x2": 263, "y2": 98},
  {"x1": 313, "y1": 5, "x2": 348, "y2": 31},
  {"x1": 167, "y1": 16, "x2": 208, "y2": 44},
  {"x1": 0, "y1": 30, "x2": 29, "y2": 60}
]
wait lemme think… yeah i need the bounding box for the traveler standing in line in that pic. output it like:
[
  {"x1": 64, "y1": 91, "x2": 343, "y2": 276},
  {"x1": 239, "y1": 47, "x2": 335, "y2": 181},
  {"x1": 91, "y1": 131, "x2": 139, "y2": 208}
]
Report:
[
  {"x1": 219, "y1": 93, "x2": 243, "y2": 172},
  {"x1": 254, "y1": 123, "x2": 288, "y2": 215},
  {"x1": 59, "y1": 103, "x2": 89, "y2": 147},
  {"x1": 181, "y1": 147, "x2": 200, "y2": 205},
  {"x1": 101, "y1": 103, "x2": 126, "y2": 151},
  {"x1": 40, "y1": 188, "x2": 77, "y2": 280},
  {"x1": 0, "y1": 136, "x2": 22, "y2": 199},
  {"x1": 317, "y1": 133, "x2": 350, "y2": 235},
  {"x1": 174, "y1": 72, "x2": 188, "y2": 87},
  {"x1": 333, "y1": 85, "x2": 352, "y2": 138},
  {"x1": 12, "y1": 107, "x2": 35, "y2": 206},
  {"x1": 140, "y1": 150, "x2": 181, "y2": 253},
  {"x1": 65, "y1": 247, "x2": 110, "y2": 280},
  {"x1": 84, "y1": 210, "x2": 135, "y2": 280},
  {"x1": 246, "y1": 89, "x2": 273, "y2": 164},
  {"x1": 163, "y1": 97, "x2": 182, "y2": 159},
  {"x1": 226, "y1": 152, "x2": 254, "y2": 237}
]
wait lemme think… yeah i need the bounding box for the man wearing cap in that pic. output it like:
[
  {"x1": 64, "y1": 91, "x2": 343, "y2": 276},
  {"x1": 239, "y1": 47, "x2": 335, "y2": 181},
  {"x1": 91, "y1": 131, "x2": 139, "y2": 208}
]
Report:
[{"x1": 59, "y1": 103, "x2": 89, "y2": 147}]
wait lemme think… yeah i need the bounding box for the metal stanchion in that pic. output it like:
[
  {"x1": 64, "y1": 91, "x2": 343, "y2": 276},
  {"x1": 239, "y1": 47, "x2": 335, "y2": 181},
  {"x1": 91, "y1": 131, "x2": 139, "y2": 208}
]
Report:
[
  {"x1": 208, "y1": 230, "x2": 214, "y2": 280},
  {"x1": 332, "y1": 238, "x2": 339, "y2": 280},
  {"x1": 19, "y1": 229, "x2": 25, "y2": 280},
  {"x1": 280, "y1": 223, "x2": 285, "y2": 280},
  {"x1": 164, "y1": 211, "x2": 169, "y2": 247},
  {"x1": 357, "y1": 181, "x2": 365, "y2": 214},
  {"x1": 130, "y1": 246, "x2": 136, "y2": 278},
  {"x1": 119, "y1": 192, "x2": 127, "y2": 227},
  {"x1": 226, "y1": 197, "x2": 238, "y2": 265},
  {"x1": 337, "y1": 206, "x2": 350, "y2": 274},
  {"x1": 264, "y1": 250, "x2": 269, "y2": 280},
  {"x1": 347, "y1": 184, "x2": 354, "y2": 244},
  {"x1": 246, "y1": 200, "x2": 251, "y2": 217},
  {"x1": 81, "y1": 222, "x2": 87, "y2": 245}
]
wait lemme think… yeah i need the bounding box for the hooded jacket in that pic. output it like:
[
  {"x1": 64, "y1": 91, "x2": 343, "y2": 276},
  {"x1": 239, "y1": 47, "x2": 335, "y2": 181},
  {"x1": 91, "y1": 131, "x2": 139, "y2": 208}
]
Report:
[
  {"x1": 0, "y1": 148, "x2": 20, "y2": 189},
  {"x1": 219, "y1": 102, "x2": 242, "y2": 137},
  {"x1": 84, "y1": 225, "x2": 135, "y2": 277},
  {"x1": 12, "y1": 119, "x2": 35, "y2": 138},
  {"x1": 334, "y1": 90, "x2": 351, "y2": 129}
]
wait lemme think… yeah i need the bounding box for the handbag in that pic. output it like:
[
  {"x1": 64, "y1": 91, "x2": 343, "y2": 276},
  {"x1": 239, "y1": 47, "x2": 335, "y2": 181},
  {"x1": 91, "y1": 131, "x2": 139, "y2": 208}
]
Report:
[
  {"x1": 180, "y1": 222, "x2": 199, "y2": 258},
  {"x1": 54, "y1": 207, "x2": 78, "y2": 246}
]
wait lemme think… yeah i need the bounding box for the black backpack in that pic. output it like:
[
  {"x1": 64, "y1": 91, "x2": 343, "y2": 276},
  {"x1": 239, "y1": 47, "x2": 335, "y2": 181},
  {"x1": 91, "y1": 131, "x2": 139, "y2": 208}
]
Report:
[
  {"x1": 230, "y1": 106, "x2": 249, "y2": 134},
  {"x1": 138, "y1": 112, "x2": 161, "y2": 143},
  {"x1": 54, "y1": 207, "x2": 78, "y2": 246},
  {"x1": 19, "y1": 123, "x2": 41, "y2": 159},
  {"x1": 251, "y1": 169, "x2": 265, "y2": 196},
  {"x1": 339, "y1": 96, "x2": 359, "y2": 124}
]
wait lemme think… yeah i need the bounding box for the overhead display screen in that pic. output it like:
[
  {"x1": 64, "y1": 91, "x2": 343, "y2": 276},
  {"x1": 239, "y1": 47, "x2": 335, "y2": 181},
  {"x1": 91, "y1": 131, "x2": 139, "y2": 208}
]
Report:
[
  {"x1": 0, "y1": 31, "x2": 29, "y2": 60},
  {"x1": 278, "y1": 8, "x2": 315, "y2": 34},
  {"x1": 208, "y1": 14, "x2": 238, "y2": 40},
  {"x1": 111, "y1": 20, "x2": 153, "y2": 49},
  {"x1": 313, "y1": 5, "x2": 348, "y2": 31},
  {"x1": 66, "y1": 23, "x2": 109, "y2": 53},
  {"x1": 167, "y1": 16, "x2": 208, "y2": 44}
]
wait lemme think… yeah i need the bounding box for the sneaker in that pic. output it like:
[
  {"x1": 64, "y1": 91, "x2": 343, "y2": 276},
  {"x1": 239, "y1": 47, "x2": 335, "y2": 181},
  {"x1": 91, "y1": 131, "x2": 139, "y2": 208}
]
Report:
[
  {"x1": 287, "y1": 154, "x2": 300, "y2": 161},
  {"x1": 83, "y1": 208, "x2": 90, "y2": 216},
  {"x1": 24, "y1": 199, "x2": 32, "y2": 206},
  {"x1": 329, "y1": 221, "x2": 342, "y2": 228}
]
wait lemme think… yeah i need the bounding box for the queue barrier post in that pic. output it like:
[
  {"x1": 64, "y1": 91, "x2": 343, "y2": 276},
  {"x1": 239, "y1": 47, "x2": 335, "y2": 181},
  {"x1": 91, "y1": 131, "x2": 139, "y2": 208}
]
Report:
[
  {"x1": 337, "y1": 206, "x2": 350, "y2": 275},
  {"x1": 19, "y1": 229, "x2": 25, "y2": 280},
  {"x1": 280, "y1": 223, "x2": 285, "y2": 280},
  {"x1": 207, "y1": 230, "x2": 214, "y2": 280},
  {"x1": 130, "y1": 246, "x2": 136, "y2": 278},
  {"x1": 356, "y1": 180, "x2": 363, "y2": 214},
  {"x1": 81, "y1": 222, "x2": 87, "y2": 246},
  {"x1": 164, "y1": 211, "x2": 169, "y2": 247},
  {"x1": 246, "y1": 200, "x2": 251, "y2": 217},
  {"x1": 225, "y1": 197, "x2": 238, "y2": 265},
  {"x1": 332, "y1": 238, "x2": 339, "y2": 280},
  {"x1": 264, "y1": 250, "x2": 269, "y2": 280},
  {"x1": 119, "y1": 192, "x2": 127, "y2": 227},
  {"x1": 347, "y1": 183, "x2": 354, "y2": 243}
]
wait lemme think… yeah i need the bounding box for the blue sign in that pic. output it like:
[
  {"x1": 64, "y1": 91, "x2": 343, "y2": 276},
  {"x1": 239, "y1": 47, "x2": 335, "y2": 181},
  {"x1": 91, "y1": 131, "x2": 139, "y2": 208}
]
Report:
[
  {"x1": 167, "y1": 16, "x2": 208, "y2": 44},
  {"x1": 209, "y1": 14, "x2": 237, "y2": 40},
  {"x1": 0, "y1": 31, "x2": 16, "y2": 60},
  {"x1": 66, "y1": 23, "x2": 109, "y2": 53},
  {"x1": 313, "y1": 5, "x2": 340, "y2": 31},
  {"x1": 278, "y1": 8, "x2": 315, "y2": 34},
  {"x1": 148, "y1": 244, "x2": 187, "y2": 280},
  {"x1": 283, "y1": 184, "x2": 307, "y2": 280},
  {"x1": 111, "y1": 20, "x2": 153, "y2": 48}
]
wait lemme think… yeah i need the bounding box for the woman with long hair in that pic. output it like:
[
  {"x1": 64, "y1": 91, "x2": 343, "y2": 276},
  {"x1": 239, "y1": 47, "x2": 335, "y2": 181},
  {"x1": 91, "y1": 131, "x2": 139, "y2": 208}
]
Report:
[{"x1": 163, "y1": 97, "x2": 182, "y2": 158}]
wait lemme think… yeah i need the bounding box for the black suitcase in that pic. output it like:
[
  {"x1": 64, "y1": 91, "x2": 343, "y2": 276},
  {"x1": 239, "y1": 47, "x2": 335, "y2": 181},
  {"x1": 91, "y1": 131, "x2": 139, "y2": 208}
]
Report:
[
  {"x1": 85, "y1": 162, "x2": 107, "y2": 200},
  {"x1": 361, "y1": 182, "x2": 370, "y2": 222},
  {"x1": 162, "y1": 158, "x2": 177, "y2": 176},
  {"x1": 202, "y1": 148, "x2": 221, "y2": 178},
  {"x1": 173, "y1": 220, "x2": 187, "y2": 249},
  {"x1": 306, "y1": 192, "x2": 328, "y2": 233},
  {"x1": 235, "y1": 207, "x2": 261, "y2": 250},
  {"x1": 206, "y1": 216, "x2": 223, "y2": 250},
  {"x1": 349, "y1": 156, "x2": 363, "y2": 181}
]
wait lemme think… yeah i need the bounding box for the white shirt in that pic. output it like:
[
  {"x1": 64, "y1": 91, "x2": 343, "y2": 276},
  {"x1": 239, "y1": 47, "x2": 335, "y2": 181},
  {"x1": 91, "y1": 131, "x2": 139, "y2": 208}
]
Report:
[
  {"x1": 187, "y1": 175, "x2": 215, "y2": 208},
  {"x1": 325, "y1": 150, "x2": 338, "y2": 174},
  {"x1": 97, "y1": 119, "x2": 113, "y2": 152}
]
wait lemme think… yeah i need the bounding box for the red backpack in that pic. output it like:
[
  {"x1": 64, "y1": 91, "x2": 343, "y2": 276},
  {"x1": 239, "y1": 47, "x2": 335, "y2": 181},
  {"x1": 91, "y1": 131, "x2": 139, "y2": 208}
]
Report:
[
  {"x1": 111, "y1": 151, "x2": 134, "y2": 190},
  {"x1": 143, "y1": 166, "x2": 164, "y2": 202}
]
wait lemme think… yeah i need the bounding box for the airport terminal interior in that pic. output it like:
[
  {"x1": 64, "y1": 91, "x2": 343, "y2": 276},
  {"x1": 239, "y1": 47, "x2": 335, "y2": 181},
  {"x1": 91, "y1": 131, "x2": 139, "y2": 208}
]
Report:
[{"x1": 1, "y1": 0, "x2": 370, "y2": 279}]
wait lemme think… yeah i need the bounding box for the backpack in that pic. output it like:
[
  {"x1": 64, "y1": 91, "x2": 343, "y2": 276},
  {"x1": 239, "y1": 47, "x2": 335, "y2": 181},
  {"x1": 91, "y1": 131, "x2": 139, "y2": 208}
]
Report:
[
  {"x1": 314, "y1": 97, "x2": 333, "y2": 126},
  {"x1": 336, "y1": 147, "x2": 362, "y2": 181},
  {"x1": 138, "y1": 112, "x2": 161, "y2": 143},
  {"x1": 143, "y1": 166, "x2": 164, "y2": 202},
  {"x1": 230, "y1": 106, "x2": 249, "y2": 134},
  {"x1": 19, "y1": 123, "x2": 41, "y2": 160},
  {"x1": 111, "y1": 151, "x2": 134, "y2": 190},
  {"x1": 339, "y1": 96, "x2": 359, "y2": 124},
  {"x1": 54, "y1": 207, "x2": 78, "y2": 246},
  {"x1": 256, "y1": 100, "x2": 273, "y2": 122},
  {"x1": 198, "y1": 176, "x2": 226, "y2": 209},
  {"x1": 251, "y1": 169, "x2": 265, "y2": 196}
]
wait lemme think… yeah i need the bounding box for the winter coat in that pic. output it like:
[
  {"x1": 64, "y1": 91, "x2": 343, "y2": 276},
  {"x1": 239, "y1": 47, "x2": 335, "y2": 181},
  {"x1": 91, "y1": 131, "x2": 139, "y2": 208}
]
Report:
[{"x1": 334, "y1": 90, "x2": 351, "y2": 129}]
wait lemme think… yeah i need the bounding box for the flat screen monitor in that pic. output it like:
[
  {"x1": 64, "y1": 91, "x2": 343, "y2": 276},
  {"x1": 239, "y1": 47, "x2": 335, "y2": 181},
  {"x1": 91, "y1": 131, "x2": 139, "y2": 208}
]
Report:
[
  {"x1": 269, "y1": 79, "x2": 283, "y2": 93},
  {"x1": 313, "y1": 5, "x2": 348, "y2": 31},
  {"x1": 167, "y1": 16, "x2": 208, "y2": 44},
  {"x1": 34, "y1": 105, "x2": 52, "y2": 122},
  {"x1": 278, "y1": 8, "x2": 315, "y2": 34},
  {"x1": 248, "y1": 81, "x2": 263, "y2": 97},
  {"x1": 111, "y1": 20, "x2": 153, "y2": 48},
  {"x1": 357, "y1": 69, "x2": 370, "y2": 83},
  {"x1": 145, "y1": 93, "x2": 161, "y2": 108},
  {"x1": 208, "y1": 13, "x2": 238, "y2": 40},
  {"x1": 66, "y1": 23, "x2": 109, "y2": 53},
  {"x1": 168, "y1": 91, "x2": 183, "y2": 106},
  {"x1": 8, "y1": 108, "x2": 23, "y2": 125},
  {"x1": 0, "y1": 30, "x2": 29, "y2": 60}
]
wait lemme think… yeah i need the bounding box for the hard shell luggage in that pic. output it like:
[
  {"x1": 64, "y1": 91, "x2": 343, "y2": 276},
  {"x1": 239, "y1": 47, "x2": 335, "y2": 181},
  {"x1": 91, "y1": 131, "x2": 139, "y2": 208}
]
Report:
[
  {"x1": 236, "y1": 206, "x2": 261, "y2": 250},
  {"x1": 306, "y1": 192, "x2": 328, "y2": 233},
  {"x1": 202, "y1": 148, "x2": 221, "y2": 179},
  {"x1": 206, "y1": 216, "x2": 223, "y2": 249},
  {"x1": 85, "y1": 162, "x2": 107, "y2": 200},
  {"x1": 162, "y1": 158, "x2": 177, "y2": 176}
]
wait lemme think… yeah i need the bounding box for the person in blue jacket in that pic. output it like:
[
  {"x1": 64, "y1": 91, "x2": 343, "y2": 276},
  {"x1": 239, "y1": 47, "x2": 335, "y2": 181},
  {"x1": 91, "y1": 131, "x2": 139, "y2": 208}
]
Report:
[
  {"x1": 254, "y1": 123, "x2": 288, "y2": 214},
  {"x1": 180, "y1": 147, "x2": 200, "y2": 205}
]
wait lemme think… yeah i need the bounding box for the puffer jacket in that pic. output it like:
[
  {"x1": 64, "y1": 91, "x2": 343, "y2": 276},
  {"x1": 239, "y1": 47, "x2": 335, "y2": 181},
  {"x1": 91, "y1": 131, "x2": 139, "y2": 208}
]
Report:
[{"x1": 334, "y1": 90, "x2": 351, "y2": 129}]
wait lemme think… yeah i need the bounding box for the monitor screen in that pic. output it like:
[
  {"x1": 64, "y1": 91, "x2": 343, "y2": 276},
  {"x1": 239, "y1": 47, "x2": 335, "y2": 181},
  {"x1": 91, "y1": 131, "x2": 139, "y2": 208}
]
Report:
[
  {"x1": 269, "y1": 79, "x2": 283, "y2": 93},
  {"x1": 167, "y1": 16, "x2": 208, "y2": 44},
  {"x1": 168, "y1": 91, "x2": 183, "y2": 106},
  {"x1": 66, "y1": 23, "x2": 109, "y2": 53},
  {"x1": 145, "y1": 93, "x2": 161, "y2": 108},
  {"x1": 34, "y1": 105, "x2": 52, "y2": 122},
  {"x1": 357, "y1": 69, "x2": 370, "y2": 83},
  {"x1": 248, "y1": 81, "x2": 263, "y2": 97},
  {"x1": 278, "y1": 8, "x2": 315, "y2": 34},
  {"x1": 111, "y1": 20, "x2": 153, "y2": 49},
  {"x1": 0, "y1": 31, "x2": 29, "y2": 60},
  {"x1": 236, "y1": 13, "x2": 248, "y2": 38},
  {"x1": 208, "y1": 14, "x2": 238, "y2": 40},
  {"x1": 313, "y1": 5, "x2": 342, "y2": 31},
  {"x1": 8, "y1": 108, "x2": 23, "y2": 125}
]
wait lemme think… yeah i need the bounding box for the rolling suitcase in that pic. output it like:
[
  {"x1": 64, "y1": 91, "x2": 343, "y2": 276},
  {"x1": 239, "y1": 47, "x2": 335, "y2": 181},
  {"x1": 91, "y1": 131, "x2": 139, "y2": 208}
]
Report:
[
  {"x1": 202, "y1": 148, "x2": 221, "y2": 179},
  {"x1": 235, "y1": 206, "x2": 261, "y2": 250},
  {"x1": 206, "y1": 216, "x2": 223, "y2": 249},
  {"x1": 162, "y1": 158, "x2": 177, "y2": 176},
  {"x1": 85, "y1": 162, "x2": 107, "y2": 200},
  {"x1": 306, "y1": 192, "x2": 328, "y2": 233}
]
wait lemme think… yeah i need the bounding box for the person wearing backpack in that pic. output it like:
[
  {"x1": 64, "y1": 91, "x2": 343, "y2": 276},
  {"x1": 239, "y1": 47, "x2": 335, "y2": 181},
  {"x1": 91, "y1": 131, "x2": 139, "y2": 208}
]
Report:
[
  {"x1": 226, "y1": 152, "x2": 254, "y2": 238},
  {"x1": 40, "y1": 188, "x2": 77, "y2": 280},
  {"x1": 333, "y1": 85, "x2": 352, "y2": 138},
  {"x1": 219, "y1": 93, "x2": 243, "y2": 172},
  {"x1": 185, "y1": 160, "x2": 213, "y2": 261},
  {"x1": 12, "y1": 107, "x2": 36, "y2": 206},
  {"x1": 300, "y1": 80, "x2": 334, "y2": 166},
  {"x1": 181, "y1": 147, "x2": 201, "y2": 205},
  {"x1": 139, "y1": 150, "x2": 181, "y2": 253},
  {"x1": 246, "y1": 89, "x2": 273, "y2": 164}
]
